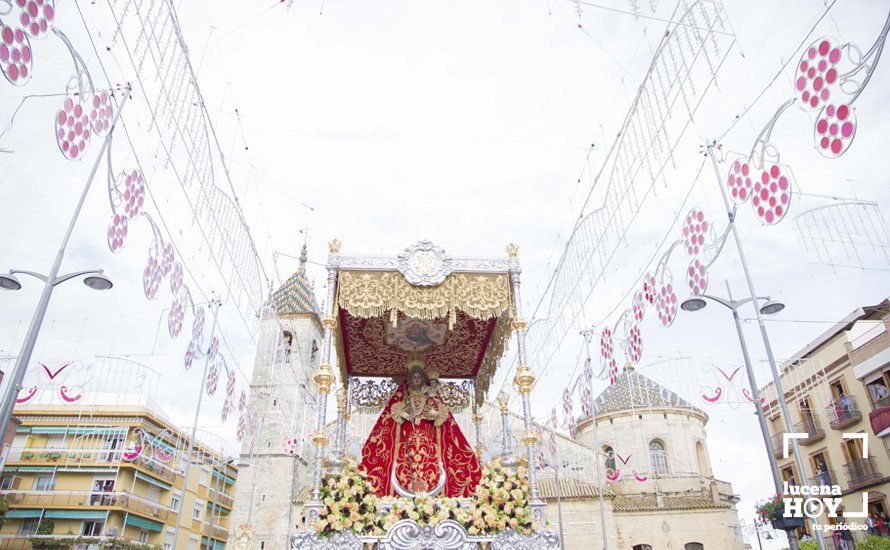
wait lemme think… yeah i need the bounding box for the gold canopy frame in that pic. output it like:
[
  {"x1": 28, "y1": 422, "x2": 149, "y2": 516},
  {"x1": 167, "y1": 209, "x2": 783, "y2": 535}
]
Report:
[{"x1": 304, "y1": 239, "x2": 546, "y2": 530}]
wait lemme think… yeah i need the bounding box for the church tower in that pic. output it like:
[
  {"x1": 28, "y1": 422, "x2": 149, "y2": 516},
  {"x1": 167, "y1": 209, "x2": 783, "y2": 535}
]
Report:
[{"x1": 229, "y1": 244, "x2": 323, "y2": 550}]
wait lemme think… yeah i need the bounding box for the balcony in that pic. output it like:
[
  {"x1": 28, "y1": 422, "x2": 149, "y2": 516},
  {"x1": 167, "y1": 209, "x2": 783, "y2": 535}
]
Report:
[
  {"x1": 0, "y1": 490, "x2": 171, "y2": 521},
  {"x1": 204, "y1": 523, "x2": 230, "y2": 540},
  {"x1": 825, "y1": 397, "x2": 862, "y2": 430},
  {"x1": 6, "y1": 446, "x2": 179, "y2": 483},
  {"x1": 869, "y1": 395, "x2": 890, "y2": 437},
  {"x1": 806, "y1": 469, "x2": 838, "y2": 489},
  {"x1": 208, "y1": 487, "x2": 234, "y2": 509},
  {"x1": 848, "y1": 322, "x2": 890, "y2": 366},
  {"x1": 794, "y1": 417, "x2": 825, "y2": 445},
  {"x1": 842, "y1": 457, "x2": 885, "y2": 491}
]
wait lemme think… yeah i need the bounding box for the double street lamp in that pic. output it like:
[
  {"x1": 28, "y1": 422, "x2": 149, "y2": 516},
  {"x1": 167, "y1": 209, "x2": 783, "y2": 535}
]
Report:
[{"x1": 681, "y1": 282, "x2": 786, "y2": 497}]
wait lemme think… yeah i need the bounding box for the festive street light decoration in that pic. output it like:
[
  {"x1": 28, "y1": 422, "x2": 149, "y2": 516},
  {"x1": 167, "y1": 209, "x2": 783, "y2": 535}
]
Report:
[
  {"x1": 682, "y1": 208, "x2": 708, "y2": 256},
  {"x1": 0, "y1": 20, "x2": 31, "y2": 85},
  {"x1": 727, "y1": 159, "x2": 753, "y2": 204},
  {"x1": 625, "y1": 325, "x2": 642, "y2": 364},
  {"x1": 814, "y1": 103, "x2": 856, "y2": 158},
  {"x1": 12, "y1": 0, "x2": 55, "y2": 39},
  {"x1": 106, "y1": 214, "x2": 128, "y2": 254},
  {"x1": 89, "y1": 90, "x2": 114, "y2": 135},
  {"x1": 751, "y1": 163, "x2": 793, "y2": 225},
  {"x1": 794, "y1": 38, "x2": 842, "y2": 111},
  {"x1": 686, "y1": 258, "x2": 708, "y2": 296}
]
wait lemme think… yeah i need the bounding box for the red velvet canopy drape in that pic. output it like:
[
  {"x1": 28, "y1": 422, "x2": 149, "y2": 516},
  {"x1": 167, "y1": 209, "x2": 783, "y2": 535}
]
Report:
[{"x1": 359, "y1": 383, "x2": 481, "y2": 498}]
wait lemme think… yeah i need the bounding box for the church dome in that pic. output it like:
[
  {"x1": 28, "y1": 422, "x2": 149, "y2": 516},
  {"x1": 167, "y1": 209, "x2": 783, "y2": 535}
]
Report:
[{"x1": 591, "y1": 368, "x2": 706, "y2": 422}]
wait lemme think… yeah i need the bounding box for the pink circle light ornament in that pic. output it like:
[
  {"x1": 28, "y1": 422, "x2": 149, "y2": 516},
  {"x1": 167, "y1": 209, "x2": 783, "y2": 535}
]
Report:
[
  {"x1": 686, "y1": 258, "x2": 708, "y2": 297},
  {"x1": 632, "y1": 290, "x2": 645, "y2": 323},
  {"x1": 814, "y1": 103, "x2": 856, "y2": 158},
  {"x1": 727, "y1": 159, "x2": 753, "y2": 204},
  {"x1": 221, "y1": 397, "x2": 232, "y2": 423},
  {"x1": 752, "y1": 163, "x2": 793, "y2": 225},
  {"x1": 283, "y1": 436, "x2": 300, "y2": 457},
  {"x1": 14, "y1": 0, "x2": 54, "y2": 39},
  {"x1": 119, "y1": 170, "x2": 145, "y2": 219},
  {"x1": 236, "y1": 414, "x2": 246, "y2": 442},
  {"x1": 170, "y1": 262, "x2": 183, "y2": 294},
  {"x1": 642, "y1": 273, "x2": 657, "y2": 305},
  {"x1": 160, "y1": 243, "x2": 174, "y2": 277},
  {"x1": 655, "y1": 283, "x2": 677, "y2": 327},
  {"x1": 600, "y1": 327, "x2": 614, "y2": 360},
  {"x1": 0, "y1": 21, "x2": 31, "y2": 85},
  {"x1": 207, "y1": 361, "x2": 219, "y2": 396},
  {"x1": 89, "y1": 91, "x2": 113, "y2": 135},
  {"x1": 682, "y1": 208, "x2": 709, "y2": 256},
  {"x1": 184, "y1": 340, "x2": 197, "y2": 370},
  {"x1": 608, "y1": 357, "x2": 618, "y2": 385},
  {"x1": 238, "y1": 390, "x2": 247, "y2": 411},
  {"x1": 55, "y1": 95, "x2": 92, "y2": 160},
  {"x1": 625, "y1": 324, "x2": 642, "y2": 364},
  {"x1": 106, "y1": 213, "x2": 128, "y2": 254},
  {"x1": 142, "y1": 249, "x2": 162, "y2": 300},
  {"x1": 192, "y1": 307, "x2": 205, "y2": 340},
  {"x1": 226, "y1": 369, "x2": 236, "y2": 398},
  {"x1": 168, "y1": 294, "x2": 184, "y2": 338},
  {"x1": 795, "y1": 38, "x2": 842, "y2": 111}
]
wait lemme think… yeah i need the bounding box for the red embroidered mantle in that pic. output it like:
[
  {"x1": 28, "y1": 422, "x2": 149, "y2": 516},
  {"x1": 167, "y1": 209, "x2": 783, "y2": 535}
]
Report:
[{"x1": 359, "y1": 383, "x2": 481, "y2": 498}]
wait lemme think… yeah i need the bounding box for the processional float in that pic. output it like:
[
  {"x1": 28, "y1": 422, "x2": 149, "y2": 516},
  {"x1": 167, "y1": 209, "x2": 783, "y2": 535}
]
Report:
[{"x1": 291, "y1": 240, "x2": 559, "y2": 549}]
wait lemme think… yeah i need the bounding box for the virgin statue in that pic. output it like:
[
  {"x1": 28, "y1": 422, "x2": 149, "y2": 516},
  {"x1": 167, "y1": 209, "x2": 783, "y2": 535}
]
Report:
[{"x1": 359, "y1": 358, "x2": 481, "y2": 498}]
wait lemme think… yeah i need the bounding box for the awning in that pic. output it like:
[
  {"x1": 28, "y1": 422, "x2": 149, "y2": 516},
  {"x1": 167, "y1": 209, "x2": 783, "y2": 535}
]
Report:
[
  {"x1": 211, "y1": 470, "x2": 235, "y2": 486},
  {"x1": 126, "y1": 515, "x2": 164, "y2": 532},
  {"x1": 44, "y1": 510, "x2": 107, "y2": 520},
  {"x1": 28, "y1": 426, "x2": 128, "y2": 436},
  {"x1": 17, "y1": 466, "x2": 55, "y2": 473},
  {"x1": 136, "y1": 471, "x2": 172, "y2": 491},
  {"x1": 7, "y1": 509, "x2": 42, "y2": 518},
  {"x1": 201, "y1": 536, "x2": 226, "y2": 550},
  {"x1": 57, "y1": 467, "x2": 118, "y2": 474}
]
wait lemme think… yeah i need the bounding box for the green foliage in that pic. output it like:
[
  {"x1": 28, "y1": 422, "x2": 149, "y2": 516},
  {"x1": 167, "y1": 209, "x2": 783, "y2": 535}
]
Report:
[
  {"x1": 0, "y1": 497, "x2": 8, "y2": 527},
  {"x1": 36, "y1": 519, "x2": 55, "y2": 536},
  {"x1": 798, "y1": 542, "x2": 818, "y2": 550},
  {"x1": 856, "y1": 536, "x2": 890, "y2": 550}
]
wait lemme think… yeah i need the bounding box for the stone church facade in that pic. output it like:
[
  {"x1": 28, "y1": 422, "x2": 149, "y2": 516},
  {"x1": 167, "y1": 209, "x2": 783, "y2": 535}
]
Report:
[{"x1": 533, "y1": 368, "x2": 747, "y2": 549}]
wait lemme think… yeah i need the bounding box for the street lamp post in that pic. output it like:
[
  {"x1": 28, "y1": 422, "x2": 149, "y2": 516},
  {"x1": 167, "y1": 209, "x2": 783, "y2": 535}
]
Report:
[
  {"x1": 0, "y1": 88, "x2": 129, "y2": 449},
  {"x1": 681, "y1": 282, "x2": 784, "y2": 496},
  {"x1": 706, "y1": 141, "x2": 825, "y2": 550}
]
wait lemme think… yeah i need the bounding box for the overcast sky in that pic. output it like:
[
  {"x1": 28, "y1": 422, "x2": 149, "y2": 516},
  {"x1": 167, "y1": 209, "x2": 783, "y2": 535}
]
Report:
[{"x1": 1, "y1": 0, "x2": 889, "y2": 546}]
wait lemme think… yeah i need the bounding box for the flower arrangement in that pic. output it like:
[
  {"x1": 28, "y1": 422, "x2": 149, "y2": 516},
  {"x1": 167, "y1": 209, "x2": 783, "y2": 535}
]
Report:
[
  {"x1": 470, "y1": 457, "x2": 535, "y2": 536},
  {"x1": 314, "y1": 458, "x2": 383, "y2": 537},
  {"x1": 378, "y1": 495, "x2": 471, "y2": 531},
  {"x1": 312, "y1": 457, "x2": 537, "y2": 538},
  {"x1": 754, "y1": 493, "x2": 784, "y2": 525}
]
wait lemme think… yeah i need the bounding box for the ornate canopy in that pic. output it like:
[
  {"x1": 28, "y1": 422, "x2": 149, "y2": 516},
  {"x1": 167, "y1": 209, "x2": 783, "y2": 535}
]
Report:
[{"x1": 330, "y1": 240, "x2": 516, "y2": 399}]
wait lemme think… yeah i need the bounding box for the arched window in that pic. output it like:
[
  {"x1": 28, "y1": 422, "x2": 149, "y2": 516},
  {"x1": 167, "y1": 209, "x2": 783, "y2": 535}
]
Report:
[
  {"x1": 603, "y1": 446, "x2": 616, "y2": 473},
  {"x1": 632, "y1": 545, "x2": 653, "y2": 550},
  {"x1": 685, "y1": 543, "x2": 704, "y2": 550},
  {"x1": 649, "y1": 439, "x2": 668, "y2": 475},
  {"x1": 282, "y1": 331, "x2": 294, "y2": 359},
  {"x1": 310, "y1": 340, "x2": 319, "y2": 365}
]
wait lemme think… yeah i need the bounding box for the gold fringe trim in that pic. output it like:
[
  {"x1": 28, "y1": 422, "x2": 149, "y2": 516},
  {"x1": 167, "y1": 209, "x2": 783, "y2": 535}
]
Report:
[{"x1": 337, "y1": 271, "x2": 512, "y2": 322}]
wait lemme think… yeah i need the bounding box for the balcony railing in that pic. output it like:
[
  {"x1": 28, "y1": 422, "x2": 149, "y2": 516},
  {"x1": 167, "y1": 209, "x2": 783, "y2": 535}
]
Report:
[
  {"x1": 0, "y1": 535, "x2": 156, "y2": 550},
  {"x1": 825, "y1": 397, "x2": 862, "y2": 430},
  {"x1": 208, "y1": 487, "x2": 234, "y2": 509},
  {"x1": 870, "y1": 395, "x2": 890, "y2": 436},
  {"x1": 0, "y1": 489, "x2": 172, "y2": 520},
  {"x1": 842, "y1": 457, "x2": 884, "y2": 491},
  {"x1": 6, "y1": 446, "x2": 179, "y2": 483},
  {"x1": 204, "y1": 523, "x2": 230, "y2": 540},
  {"x1": 793, "y1": 417, "x2": 825, "y2": 445},
  {"x1": 806, "y1": 469, "x2": 838, "y2": 489}
]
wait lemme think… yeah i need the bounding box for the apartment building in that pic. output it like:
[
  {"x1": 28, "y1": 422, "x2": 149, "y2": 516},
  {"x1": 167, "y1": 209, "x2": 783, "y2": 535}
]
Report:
[
  {"x1": 0, "y1": 402, "x2": 238, "y2": 549},
  {"x1": 760, "y1": 298, "x2": 890, "y2": 541}
]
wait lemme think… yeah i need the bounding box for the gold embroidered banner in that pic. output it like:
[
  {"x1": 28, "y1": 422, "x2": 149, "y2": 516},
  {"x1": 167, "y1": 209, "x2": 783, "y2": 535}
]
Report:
[{"x1": 337, "y1": 271, "x2": 512, "y2": 322}]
